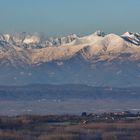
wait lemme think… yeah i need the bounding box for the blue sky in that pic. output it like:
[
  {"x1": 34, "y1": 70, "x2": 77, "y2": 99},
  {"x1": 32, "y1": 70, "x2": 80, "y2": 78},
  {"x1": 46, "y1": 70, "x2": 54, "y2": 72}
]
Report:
[{"x1": 0, "y1": 0, "x2": 140, "y2": 36}]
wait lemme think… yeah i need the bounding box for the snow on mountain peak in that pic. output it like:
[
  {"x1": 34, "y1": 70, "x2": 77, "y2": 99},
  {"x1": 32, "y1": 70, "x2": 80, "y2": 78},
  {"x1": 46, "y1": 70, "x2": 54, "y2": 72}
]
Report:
[
  {"x1": 23, "y1": 35, "x2": 41, "y2": 44},
  {"x1": 94, "y1": 30, "x2": 105, "y2": 37},
  {"x1": 3, "y1": 34, "x2": 11, "y2": 42},
  {"x1": 122, "y1": 32, "x2": 140, "y2": 45},
  {"x1": 0, "y1": 31, "x2": 140, "y2": 65}
]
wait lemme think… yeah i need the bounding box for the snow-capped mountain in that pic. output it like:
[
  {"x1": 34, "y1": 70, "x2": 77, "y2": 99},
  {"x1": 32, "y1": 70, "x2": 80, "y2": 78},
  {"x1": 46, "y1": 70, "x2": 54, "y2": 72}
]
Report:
[
  {"x1": 0, "y1": 31, "x2": 140, "y2": 87},
  {"x1": 0, "y1": 31, "x2": 140, "y2": 64}
]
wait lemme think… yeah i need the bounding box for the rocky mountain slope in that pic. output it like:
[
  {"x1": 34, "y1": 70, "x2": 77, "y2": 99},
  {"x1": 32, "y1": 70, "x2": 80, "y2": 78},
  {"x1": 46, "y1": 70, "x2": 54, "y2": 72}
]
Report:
[{"x1": 0, "y1": 31, "x2": 140, "y2": 86}]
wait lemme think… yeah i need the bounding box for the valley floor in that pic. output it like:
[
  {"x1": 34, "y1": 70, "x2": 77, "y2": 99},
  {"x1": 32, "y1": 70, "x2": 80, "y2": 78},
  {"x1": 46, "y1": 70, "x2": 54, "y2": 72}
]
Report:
[{"x1": 0, "y1": 113, "x2": 140, "y2": 140}]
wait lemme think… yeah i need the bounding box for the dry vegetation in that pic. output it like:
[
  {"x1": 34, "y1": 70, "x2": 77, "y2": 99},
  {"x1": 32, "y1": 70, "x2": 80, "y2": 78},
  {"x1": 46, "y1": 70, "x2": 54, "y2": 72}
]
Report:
[{"x1": 0, "y1": 115, "x2": 140, "y2": 140}]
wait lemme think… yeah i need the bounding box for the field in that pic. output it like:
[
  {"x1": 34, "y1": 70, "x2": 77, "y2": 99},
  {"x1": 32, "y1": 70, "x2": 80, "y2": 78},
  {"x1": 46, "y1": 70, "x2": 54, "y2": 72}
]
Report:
[{"x1": 0, "y1": 115, "x2": 140, "y2": 140}]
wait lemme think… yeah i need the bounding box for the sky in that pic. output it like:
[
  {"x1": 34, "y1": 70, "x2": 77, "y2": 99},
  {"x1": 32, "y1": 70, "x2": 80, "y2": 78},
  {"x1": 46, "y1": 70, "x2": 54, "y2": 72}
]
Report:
[{"x1": 0, "y1": 0, "x2": 140, "y2": 36}]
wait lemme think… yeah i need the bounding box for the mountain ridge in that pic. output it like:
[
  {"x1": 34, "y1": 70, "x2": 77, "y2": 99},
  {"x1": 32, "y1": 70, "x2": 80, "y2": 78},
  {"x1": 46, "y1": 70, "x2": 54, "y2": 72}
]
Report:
[
  {"x1": 0, "y1": 31, "x2": 140, "y2": 87},
  {"x1": 0, "y1": 31, "x2": 140, "y2": 66}
]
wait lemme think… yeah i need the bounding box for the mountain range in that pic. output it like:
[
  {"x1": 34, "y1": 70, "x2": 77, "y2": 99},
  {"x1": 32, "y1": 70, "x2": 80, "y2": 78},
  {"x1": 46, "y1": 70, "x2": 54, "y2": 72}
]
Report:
[{"x1": 0, "y1": 31, "x2": 140, "y2": 87}]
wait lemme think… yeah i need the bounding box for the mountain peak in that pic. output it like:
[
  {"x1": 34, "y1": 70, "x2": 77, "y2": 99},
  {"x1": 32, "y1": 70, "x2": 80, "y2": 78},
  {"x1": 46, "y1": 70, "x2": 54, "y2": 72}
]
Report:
[
  {"x1": 122, "y1": 32, "x2": 140, "y2": 45},
  {"x1": 94, "y1": 30, "x2": 105, "y2": 37}
]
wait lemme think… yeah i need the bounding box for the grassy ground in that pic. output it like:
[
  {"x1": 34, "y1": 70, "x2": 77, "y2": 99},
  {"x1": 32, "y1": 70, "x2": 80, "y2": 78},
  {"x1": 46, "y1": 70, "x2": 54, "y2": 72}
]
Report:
[{"x1": 0, "y1": 115, "x2": 140, "y2": 140}]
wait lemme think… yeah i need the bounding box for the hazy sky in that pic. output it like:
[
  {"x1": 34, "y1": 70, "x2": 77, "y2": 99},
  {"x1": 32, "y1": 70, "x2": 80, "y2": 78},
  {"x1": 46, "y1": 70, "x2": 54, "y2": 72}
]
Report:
[{"x1": 0, "y1": 0, "x2": 140, "y2": 36}]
